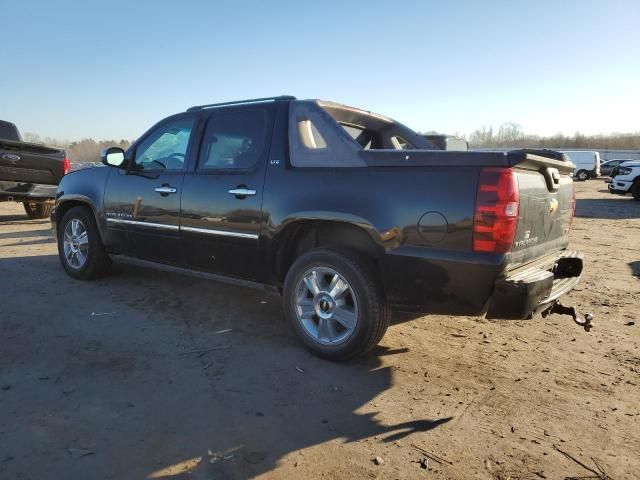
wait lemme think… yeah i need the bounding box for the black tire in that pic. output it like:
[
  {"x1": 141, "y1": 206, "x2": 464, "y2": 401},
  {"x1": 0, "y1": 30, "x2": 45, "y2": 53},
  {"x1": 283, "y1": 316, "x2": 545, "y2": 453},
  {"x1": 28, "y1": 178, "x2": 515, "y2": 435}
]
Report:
[
  {"x1": 575, "y1": 170, "x2": 589, "y2": 181},
  {"x1": 283, "y1": 248, "x2": 390, "y2": 361},
  {"x1": 632, "y1": 182, "x2": 640, "y2": 201},
  {"x1": 23, "y1": 201, "x2": 52, "y2": 219},
  {"x1": 57, "y1": 206, "x2": 112, "y2": 279}
]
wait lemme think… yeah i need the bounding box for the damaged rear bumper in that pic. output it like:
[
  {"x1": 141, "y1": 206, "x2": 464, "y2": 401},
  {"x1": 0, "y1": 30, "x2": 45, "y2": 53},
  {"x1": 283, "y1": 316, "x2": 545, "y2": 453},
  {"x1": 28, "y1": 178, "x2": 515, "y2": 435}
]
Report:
[{"x1": 487, "y1": 250, "x2": 583, "y2": 320}]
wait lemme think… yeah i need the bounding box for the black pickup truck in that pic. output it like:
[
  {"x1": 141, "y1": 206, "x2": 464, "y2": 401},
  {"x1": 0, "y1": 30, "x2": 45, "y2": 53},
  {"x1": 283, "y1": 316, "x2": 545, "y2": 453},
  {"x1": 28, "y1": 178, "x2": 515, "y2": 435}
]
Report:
[
  {"x1": 0, "y1": 120, "x2": 69, "y2": 219},
  {"x1": 52, "y1": 96, "x2": 586, "y2": 360}
]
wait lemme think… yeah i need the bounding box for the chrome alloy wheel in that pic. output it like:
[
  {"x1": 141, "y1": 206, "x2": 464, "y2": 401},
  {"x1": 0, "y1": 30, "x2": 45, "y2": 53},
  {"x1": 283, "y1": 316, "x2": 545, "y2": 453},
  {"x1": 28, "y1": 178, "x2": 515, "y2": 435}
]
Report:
[
  {"x1": 294, "y1": 267, "x2": 358, "y2": 345},
  {"x1": 63, "y1": 218, "x2": 89, "y2": 269}
]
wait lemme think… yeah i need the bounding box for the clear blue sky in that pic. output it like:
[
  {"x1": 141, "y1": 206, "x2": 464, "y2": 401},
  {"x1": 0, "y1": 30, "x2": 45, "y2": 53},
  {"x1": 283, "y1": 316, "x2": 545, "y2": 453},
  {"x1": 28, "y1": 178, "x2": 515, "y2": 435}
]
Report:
[{"x1": 1, "y1": 0, "x2": 638, "y2": 141}]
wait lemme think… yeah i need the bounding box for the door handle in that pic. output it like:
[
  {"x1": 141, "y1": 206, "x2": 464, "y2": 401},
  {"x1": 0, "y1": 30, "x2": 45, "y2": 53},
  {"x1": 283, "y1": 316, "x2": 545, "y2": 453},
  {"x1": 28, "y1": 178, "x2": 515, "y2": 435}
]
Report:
[
  {"x1": 228, "y1": 188, "x2": 257, "y2": 197},
  {"x1": 155, "y1": 186, "x2": 177, "y2": 194}
]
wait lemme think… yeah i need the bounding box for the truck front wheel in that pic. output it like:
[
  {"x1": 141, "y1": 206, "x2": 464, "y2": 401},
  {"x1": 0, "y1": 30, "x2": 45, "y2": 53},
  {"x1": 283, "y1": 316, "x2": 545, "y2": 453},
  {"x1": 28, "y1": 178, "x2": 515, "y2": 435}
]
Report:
[
  {"x1": 575, "y1": 170, "x2": 589, "y2": 181},
  {"x1": 283, "y1": 248, "x2": 390, "y2": 361},
  {"x1": 23, "y1": 201, "x2": 52, "y2": 219},
  {"x1": 632, "y1": 182, "x2": 640, "y2": 201},
  {"x1": 57, "y1": 206, "x2": 112, "y2": 279}
]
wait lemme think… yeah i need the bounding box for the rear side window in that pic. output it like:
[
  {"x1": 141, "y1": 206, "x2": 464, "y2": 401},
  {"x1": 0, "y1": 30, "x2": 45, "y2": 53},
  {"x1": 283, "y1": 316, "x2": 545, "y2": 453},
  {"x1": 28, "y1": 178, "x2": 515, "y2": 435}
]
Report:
[
  {"x1": 198, "y1": 108, "x2": 269, "y2": 170},
  {"x1": 298, "y1": 120, "x2": 327, "y2": 149}
]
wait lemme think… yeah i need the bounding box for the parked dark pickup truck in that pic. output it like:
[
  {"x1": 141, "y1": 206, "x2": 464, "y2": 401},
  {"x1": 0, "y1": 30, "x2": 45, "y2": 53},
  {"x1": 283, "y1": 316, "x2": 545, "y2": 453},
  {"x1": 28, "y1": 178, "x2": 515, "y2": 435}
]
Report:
[
  {"x1": 52, "y1": 96, "x2": 586, "y2": 360},
  {"x1": 0, "y1": 120, "x2": 69, "y2": 218}
]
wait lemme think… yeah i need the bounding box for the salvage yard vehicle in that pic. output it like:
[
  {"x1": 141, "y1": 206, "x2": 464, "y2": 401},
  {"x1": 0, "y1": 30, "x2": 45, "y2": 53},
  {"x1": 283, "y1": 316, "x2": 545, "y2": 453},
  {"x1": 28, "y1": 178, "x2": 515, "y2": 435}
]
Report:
[
  {"x1": 600, "y1": 159, "x2": 632, "y2": 177},
  {"x1": 0, "y1": 120, "x2": 69, "y2": 219},
  {"x1": 422, "y1": 134, "x2": 468, "y2": 151},
  {"x1": 560, "y1": 150, "x2": 601, "y2": 181},
  {"x1": 52, "y1": 96, "x2": 588, "y2": 360},
  {"x1": 608, "y1": 161, "x2": 640, "y2": 200}
]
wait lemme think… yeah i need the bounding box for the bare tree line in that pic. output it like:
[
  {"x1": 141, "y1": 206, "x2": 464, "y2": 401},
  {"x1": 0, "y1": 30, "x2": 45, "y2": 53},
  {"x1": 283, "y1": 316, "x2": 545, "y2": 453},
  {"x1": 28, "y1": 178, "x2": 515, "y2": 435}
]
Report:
[
  {"x1": 23, "y1": 133, "x2": 131, "y2": 164},
  {"x1": 467, "y1": 123, "x2": 640, "y2": 150}
]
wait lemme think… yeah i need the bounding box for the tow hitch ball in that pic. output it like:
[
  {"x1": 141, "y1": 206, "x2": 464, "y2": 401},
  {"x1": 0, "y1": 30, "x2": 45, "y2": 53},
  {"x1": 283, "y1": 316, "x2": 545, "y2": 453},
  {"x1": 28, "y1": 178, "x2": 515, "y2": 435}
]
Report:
[{"x1": 543, "y1": 302, "x2": 594, "y2": 332}]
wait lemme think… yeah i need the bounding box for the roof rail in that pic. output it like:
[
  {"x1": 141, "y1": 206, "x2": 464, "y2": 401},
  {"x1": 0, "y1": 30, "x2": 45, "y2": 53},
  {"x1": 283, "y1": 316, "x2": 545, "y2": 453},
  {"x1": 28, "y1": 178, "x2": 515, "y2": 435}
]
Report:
[{"x1": 187, "y1": 95, "x2": 296, "y2": 111}]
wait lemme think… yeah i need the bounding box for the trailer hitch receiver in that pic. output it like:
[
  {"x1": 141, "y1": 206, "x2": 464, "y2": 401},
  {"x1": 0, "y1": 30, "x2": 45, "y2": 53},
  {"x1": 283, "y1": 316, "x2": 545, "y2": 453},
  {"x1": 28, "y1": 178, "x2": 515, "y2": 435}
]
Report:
[{"x1": 542, "y1": 302, "x2": 594, "y2": 332}]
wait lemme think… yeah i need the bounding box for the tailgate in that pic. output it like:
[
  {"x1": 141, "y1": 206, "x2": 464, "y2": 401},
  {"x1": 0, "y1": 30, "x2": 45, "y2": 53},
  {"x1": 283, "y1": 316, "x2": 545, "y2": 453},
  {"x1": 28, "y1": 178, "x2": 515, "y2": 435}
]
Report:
[
  {"x1": 507, "y1": 152, "x2": 575, "y2": 270},
  {"x1": 0, "y1": 139, "x2": 65, "y2": 185}
]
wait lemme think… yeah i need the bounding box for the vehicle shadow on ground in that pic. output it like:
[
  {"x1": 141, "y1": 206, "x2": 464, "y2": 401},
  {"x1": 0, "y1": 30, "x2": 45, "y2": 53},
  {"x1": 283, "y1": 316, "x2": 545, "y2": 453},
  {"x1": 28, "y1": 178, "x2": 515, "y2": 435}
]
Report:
[
  {"x1": 0, "y1": 254, "x2": 452, "y2": 480},
  {"x1": 0, "y1": 228, "x2": 52, "y2": 240},
  {"x1": 629, "y1": 261, "x2": 640, "y2": 278},
  {"x1": 575, "y1": 197, "x2": 638, "y2": 220},
  {"x1": 2, "y1": 238, "x2": 54, "y2": 247},
  {"x1": 0, "y1": 214, "x2": 49, "y2": 225},
  {"x1": 110, "y1": 263, "x2": 453, "y2": 479}
]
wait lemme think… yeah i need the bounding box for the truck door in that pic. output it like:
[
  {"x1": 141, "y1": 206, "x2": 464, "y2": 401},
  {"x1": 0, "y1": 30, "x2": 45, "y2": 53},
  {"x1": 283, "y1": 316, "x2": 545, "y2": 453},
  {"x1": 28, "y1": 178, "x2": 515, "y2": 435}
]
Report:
[
  {"x1": 180, "y1": 104, "x2": 275, "y2": 281},
  {"x1": 103, "y1": 113, "x2": 198, "y2": 264}
]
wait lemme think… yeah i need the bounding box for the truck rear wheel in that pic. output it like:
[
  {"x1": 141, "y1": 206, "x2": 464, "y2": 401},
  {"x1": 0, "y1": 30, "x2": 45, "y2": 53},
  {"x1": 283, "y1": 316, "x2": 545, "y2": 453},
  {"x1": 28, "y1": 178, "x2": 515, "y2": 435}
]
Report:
[
  {"x1": 575, "y1": 170, "x2": 589, "y2": 181},
  {"x1": 23, "y1": 201, "x2": 52, "y2": 219},
  {"x1": 283, "y1": 248, "x2": 390, "y2": 361},
  {"x1": 57, "y1": 206, "x2": 111, "y2": 279}
]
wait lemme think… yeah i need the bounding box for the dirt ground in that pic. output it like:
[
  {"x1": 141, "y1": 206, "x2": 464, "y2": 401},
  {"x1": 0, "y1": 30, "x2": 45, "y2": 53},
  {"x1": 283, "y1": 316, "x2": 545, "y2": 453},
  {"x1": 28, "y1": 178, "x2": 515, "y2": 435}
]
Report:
[{"x1": 0, "y1": 180, "x2": 638, "y2": 480}]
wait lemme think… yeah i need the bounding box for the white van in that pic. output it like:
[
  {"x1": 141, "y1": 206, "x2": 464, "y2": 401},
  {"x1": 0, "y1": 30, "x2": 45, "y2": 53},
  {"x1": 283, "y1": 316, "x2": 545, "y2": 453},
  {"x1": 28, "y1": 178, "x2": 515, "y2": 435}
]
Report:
[{"x1": 560, "y1": 151, "x2": 601, "y2": 181}]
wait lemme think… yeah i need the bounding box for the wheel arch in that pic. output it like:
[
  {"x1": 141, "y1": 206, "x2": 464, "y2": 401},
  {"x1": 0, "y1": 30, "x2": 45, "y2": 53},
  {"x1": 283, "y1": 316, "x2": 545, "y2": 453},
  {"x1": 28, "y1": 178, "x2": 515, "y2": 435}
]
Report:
[
  {"x1": 271, "y1": 218, "x2": 385, "y2": 285},
  {"x1": 575, "y1": 169, "x2": 589, "y2": 181},
  {"x1": 55, "y1": 196, "x2": 104, "y2": 241}
]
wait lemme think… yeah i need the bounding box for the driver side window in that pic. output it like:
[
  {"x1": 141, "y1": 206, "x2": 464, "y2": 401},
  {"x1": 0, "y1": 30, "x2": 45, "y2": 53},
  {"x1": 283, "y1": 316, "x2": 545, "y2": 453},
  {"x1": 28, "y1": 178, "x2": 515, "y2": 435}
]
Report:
[{"x1": 134, "y1": 116, "x2": 195, "y2": 171}]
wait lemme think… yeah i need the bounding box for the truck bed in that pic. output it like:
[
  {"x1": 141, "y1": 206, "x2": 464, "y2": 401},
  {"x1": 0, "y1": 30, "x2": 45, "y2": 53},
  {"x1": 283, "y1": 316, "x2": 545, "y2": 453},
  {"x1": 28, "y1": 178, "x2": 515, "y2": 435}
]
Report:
[{"x1": 0, "y1": 138, "x2": 66, "y2": 186}]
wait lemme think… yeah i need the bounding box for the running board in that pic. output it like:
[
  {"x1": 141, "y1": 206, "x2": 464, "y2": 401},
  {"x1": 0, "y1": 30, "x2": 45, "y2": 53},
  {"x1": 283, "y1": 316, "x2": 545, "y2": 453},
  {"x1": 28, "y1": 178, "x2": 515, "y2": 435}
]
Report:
[{"x1": 110, "y1": 255, "x2": 280, "y2": 295}]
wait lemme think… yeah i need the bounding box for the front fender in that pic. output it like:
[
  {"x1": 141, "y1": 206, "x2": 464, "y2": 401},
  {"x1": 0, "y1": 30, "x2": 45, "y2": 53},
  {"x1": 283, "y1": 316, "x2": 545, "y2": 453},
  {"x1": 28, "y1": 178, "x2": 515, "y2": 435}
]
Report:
[{"x1": 54, "y1": 166, "x2": 110, "y2": 238}]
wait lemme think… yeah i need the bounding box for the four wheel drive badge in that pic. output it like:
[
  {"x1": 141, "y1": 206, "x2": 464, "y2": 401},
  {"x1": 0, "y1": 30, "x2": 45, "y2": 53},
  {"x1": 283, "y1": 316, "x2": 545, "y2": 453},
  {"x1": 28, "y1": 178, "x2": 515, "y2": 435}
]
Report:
[
  {"x1": 549, "y1": 198, "x2": 559, "y2": 214},
  {"x1": 2, "y1": 153, "x2": 21, "y2": 162}
]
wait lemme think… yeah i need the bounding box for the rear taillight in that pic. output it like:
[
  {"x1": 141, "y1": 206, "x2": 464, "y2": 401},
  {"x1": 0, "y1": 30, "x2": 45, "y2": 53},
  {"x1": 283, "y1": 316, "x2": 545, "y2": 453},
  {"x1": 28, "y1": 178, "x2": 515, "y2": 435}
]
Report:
[
  {"x1": 473, "y1": 167, "x2": 519, "y2": 254},
  {"x1": 63, "y1": 155, "x2": 70, "y2": 175}
]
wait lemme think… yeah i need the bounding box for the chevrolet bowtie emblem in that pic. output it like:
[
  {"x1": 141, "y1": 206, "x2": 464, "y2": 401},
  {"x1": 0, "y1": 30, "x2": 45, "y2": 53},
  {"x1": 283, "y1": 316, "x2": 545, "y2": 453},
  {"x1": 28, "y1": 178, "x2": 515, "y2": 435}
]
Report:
[{"x1": 549, "y1": 198, "x2": 559, "y2": 214}]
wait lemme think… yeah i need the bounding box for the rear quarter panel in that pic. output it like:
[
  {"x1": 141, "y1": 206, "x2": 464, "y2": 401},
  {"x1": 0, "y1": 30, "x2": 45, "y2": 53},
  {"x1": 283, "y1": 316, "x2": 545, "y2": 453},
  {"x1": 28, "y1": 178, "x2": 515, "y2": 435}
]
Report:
[
  {"x1": 262, "y1": 164, "x2": 504, "y2": 313},
  {"x1": 264, "y1": 166, "x2": 478, "y2": 252}
]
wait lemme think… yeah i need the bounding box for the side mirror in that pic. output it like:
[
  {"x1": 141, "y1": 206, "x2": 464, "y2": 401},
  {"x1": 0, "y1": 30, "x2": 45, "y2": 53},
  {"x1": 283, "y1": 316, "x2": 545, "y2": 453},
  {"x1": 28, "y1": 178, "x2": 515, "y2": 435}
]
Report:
[{"x1": 101, "y1": 147, "x2": 126, "y2": 168}]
